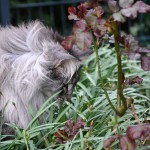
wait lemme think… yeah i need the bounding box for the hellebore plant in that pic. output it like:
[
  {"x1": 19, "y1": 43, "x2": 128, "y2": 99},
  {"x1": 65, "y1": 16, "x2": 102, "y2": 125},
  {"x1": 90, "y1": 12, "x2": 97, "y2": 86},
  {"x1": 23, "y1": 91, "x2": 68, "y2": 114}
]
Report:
[
  {"x1": 59, "y1": 0, "x2": 150, "y2": 149},
  {"x1": 61, "y1": 0, "x2": 150, "y2": 115}
]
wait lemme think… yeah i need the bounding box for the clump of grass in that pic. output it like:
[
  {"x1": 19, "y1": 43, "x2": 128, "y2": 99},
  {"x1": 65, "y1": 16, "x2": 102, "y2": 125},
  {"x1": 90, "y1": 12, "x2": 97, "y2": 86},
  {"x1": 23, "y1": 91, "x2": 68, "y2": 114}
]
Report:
[{"x1": 1, "y1": 45, "x2": 149, "y2": 150}]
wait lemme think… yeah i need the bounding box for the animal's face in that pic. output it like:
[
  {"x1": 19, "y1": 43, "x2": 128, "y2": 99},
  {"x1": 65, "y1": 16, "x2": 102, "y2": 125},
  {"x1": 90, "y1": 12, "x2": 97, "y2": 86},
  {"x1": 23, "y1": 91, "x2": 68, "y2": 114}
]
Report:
[{"x1": 39, "y1": 41, "x2": 81, "y2": 102}]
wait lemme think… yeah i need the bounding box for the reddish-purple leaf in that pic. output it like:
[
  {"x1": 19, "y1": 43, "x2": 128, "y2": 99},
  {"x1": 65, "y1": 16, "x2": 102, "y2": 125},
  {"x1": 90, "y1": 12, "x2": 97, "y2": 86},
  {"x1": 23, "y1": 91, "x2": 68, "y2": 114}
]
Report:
[
  {"x1": 77, "y1": 3, "x2": 87, "y2": 19},
  {"x1": 108, "y1": 0, "x2": 119, "y2": 13},
  {"x1": 141, "y1": 56, "x2": 150, "y2": 71},
  {"x1": 121, "y1": 1, "x2": 150, "y2": 19},
  {"x1": 75, "y1": 30, "x2": 93, "y2": 51},
  {"x1": 68, "y1": 6, "x2": 79, "y2": 20},
  {"x1": 61, "y1": 35, "x2": 75, "y2": 50},
  {"x1": 54, "y1": 129, "x2": 67, "y2": 138},
  {"x1": 120, "y1": 135, "x2": 136, "y2": 150},
  {"x1": 95, "y1": 6, "x2": 104, "y2": 18},
  {"x1": 125, "y1": 76, "x2": 143, "y2": 85},
  {"x1": 68, "y1": 6, "x2": 76, "y2": 14},
  {"x1": 119, "y1": 0, "x2": 134, "y2": 9},
  {"x1": 134, "y1": 1, "x2": 150, "y2": 13},
  {"x1": 103, "y1": 135, "x2": 118, "y2": 149},
  {"x1": 64, "y1": 119, "x2": 74, "y2": 133},
  {"x1": 126, "y1": 124, "x2": 150, "y2": 141},
  {"x1": 74, "y1": 119, "x2": 85, "y2": 129}
]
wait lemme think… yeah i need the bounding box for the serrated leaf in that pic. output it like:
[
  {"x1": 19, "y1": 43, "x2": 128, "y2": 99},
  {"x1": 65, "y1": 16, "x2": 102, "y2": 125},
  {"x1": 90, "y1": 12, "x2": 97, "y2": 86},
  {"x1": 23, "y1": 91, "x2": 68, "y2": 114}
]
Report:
[{"x1": 119, "y1": 0, "x2": 134, "y2": 9}]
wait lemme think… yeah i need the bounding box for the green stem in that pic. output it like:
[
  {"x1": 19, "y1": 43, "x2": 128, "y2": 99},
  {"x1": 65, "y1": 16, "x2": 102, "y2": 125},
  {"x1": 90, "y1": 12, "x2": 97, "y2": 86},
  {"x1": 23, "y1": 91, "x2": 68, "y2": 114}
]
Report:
[
  {"x1": 94, "y1": 43, "x2": 118, "y2": 114},
  {"x1": 113, "y1": 22, "x2": 127, "y2": 110}
]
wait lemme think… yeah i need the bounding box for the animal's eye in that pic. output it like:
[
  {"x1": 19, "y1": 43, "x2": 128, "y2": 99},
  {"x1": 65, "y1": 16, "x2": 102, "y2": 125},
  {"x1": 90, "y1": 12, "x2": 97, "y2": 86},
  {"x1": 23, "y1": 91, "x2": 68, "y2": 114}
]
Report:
[{"x1": 51, "y1": 68, "x2": 62, "y2": 80}]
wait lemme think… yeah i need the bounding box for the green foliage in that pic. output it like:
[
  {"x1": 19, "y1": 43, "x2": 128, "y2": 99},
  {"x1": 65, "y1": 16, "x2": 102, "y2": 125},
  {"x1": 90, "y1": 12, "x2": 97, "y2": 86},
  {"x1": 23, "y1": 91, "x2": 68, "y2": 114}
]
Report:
[{"x1": 0, "y1": 45, "x2": 149, "y2": 149}]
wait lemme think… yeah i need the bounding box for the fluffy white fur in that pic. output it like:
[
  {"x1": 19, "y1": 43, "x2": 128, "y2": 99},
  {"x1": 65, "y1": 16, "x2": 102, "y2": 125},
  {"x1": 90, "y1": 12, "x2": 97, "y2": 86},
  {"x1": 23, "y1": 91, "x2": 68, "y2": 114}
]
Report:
[{"x1": 0, "y1": 21, "x2": 80, "y2": 128}]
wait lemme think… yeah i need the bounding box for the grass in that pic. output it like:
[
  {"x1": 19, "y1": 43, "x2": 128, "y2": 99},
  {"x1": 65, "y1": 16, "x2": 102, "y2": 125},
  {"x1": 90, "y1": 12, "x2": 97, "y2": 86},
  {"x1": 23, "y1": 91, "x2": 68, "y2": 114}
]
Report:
[{"x1": 0, "y1": 44, "x2": 150, "y2": 150}]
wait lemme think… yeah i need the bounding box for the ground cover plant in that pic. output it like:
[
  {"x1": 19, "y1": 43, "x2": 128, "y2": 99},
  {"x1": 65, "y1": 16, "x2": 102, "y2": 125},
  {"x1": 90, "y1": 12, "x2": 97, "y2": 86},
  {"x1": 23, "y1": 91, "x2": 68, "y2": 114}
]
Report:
[{"x1": 0, "y1": 0, "x2": 150, "y2": 149}]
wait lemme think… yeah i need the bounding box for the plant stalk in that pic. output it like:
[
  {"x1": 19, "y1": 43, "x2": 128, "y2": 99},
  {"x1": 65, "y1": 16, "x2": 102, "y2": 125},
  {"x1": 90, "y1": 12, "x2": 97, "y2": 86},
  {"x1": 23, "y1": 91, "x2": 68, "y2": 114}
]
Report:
[
  {"x1": 94, "y1": 43, "x2": 118, "y2": 114},
  {"x1": 113, "y1": 22, "x2": 127, "y2": 112}
]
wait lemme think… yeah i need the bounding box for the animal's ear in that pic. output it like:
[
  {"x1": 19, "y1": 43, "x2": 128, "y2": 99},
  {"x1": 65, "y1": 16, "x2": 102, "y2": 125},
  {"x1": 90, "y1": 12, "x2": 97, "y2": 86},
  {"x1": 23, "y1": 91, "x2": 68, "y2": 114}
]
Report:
[{"x1": 69, "y1": 45, "x2": 93, "y2": 61}]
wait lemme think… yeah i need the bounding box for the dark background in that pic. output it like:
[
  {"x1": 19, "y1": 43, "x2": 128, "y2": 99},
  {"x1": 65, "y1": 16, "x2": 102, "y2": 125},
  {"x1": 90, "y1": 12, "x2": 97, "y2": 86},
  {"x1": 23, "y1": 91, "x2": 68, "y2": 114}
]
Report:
[{"x1": 0, "y1": 0, "x2": 150, "y2": 47}]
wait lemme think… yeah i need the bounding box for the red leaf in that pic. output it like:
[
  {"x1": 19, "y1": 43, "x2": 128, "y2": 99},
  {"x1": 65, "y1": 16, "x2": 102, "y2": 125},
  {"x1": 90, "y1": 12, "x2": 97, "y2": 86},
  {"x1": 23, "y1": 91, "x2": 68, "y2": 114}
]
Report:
[
  {"x1": 103, "y1": 135, "x2": 118, "y2": 149},
  {"x1": 134, "y1": 1, "x2": 150, "y2": 13},
  {"x1": 61, "y1": 35, "x2": 75, "y2": 50},
  {"x1": 95, "y1": 6, "x2": 104, "y2": 18},
  {"x1": 126, "y1": 124, "x2": 150, "y2": 141},
  {"x1": 125, "y1": 76, "x2": 143, "y2": 85},
  {"x1": 54, "y1": 129, "x2": 67, "y2": 138},
  {"x1": 120, "y1": 135, "x2": 136, "y2": 150},
  {"x1": 77, "y1": 3, "x2": 87, "y2": 19},
  {"x1": 68, "y1": 6, "x2": 79, "y2": 20},
  {"x1": 68, "y1": 6, "x2": 76, "y2": 14},
  {"x1": 141, "y1": 56, "x2": 150, "y2": 71},
  {"x1": 74, "y1": 119, "x2": 85, "y2": 129},
  {"x1": 64, "y1": 119, "x2": 74, "y2": 133}
]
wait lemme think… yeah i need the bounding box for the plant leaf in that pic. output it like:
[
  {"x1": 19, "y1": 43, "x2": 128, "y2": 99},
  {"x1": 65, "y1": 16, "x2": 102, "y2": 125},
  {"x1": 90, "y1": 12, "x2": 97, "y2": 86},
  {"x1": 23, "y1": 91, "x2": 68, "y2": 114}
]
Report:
[
  {"x1": 112, "y1": 11, "x2": 126, "y2": 23},
  {"x1": 68, "y1": 6, "x2": 79, "y2": 20},
  {"x1": 119, "y1": 0, "x2": 134, "y2": 9},
  {"x1": 108, "y1": 0, "x2": 120, "y2": 13},
  {"x1": 103, "y1": 135, "x2": 118, "y2": 149},
  {"x1": 125, "y1": 76, "x2": 143, "y2": 85},
  {"x1": 61, "y1": 35, "x2": 75, "y2": 50},
  {"x1": 141, "y1": 56, "x2": 150, "y2": 71},
  {"x1": 95, "y1": 6, "x2": 104, "y2": 18},
  {"x1": 75, "y1": 30, "x2": 93, "y2": 51},
  {"x1": 126, "y1": 124, "x2": 150, "y2": 141},
  {"x1": 134, "y1": 1, "x2": 150, "y2": 13},
  {"x1": 120, "y1": 135, "x2": 136, "y2": 150},
  {"x1": 121, "y1": 1, "x2": 150, "y2": 19}
]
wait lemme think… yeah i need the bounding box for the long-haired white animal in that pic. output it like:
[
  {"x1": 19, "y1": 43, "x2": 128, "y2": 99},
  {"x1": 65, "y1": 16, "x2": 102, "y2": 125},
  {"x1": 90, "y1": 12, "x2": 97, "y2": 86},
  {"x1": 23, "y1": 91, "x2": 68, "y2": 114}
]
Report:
[{"x1": 0, "y1": 21, "x2": 89, "y2": 129}]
